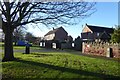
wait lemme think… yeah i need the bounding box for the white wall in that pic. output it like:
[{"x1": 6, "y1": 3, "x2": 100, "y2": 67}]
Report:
[{"x1": 44, "y1": 33, "x2": 55, "y2": 40}]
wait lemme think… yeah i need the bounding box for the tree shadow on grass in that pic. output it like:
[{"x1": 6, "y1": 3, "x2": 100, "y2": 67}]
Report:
[
  {"x1": 65, "y1": 50, "x2": 120, "y2": 63},
  {"x1": 31, "y1": 48, "x2": 120, "y2": 62},
  {"x1": 13, "y1": 59, "x2": 120, "y2": 79},
  {"x1": 30, "y1": 48, "x2": 65, "y2": 54},
  {"x1": 31, "y1": 53, "x2": 54, "y2": 57}
]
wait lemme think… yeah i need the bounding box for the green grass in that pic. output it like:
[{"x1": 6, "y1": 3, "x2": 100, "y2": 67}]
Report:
[
  {"x1": 1, "y1": 48, "x2": 120, "y2": 79},
  {"x1": 0, "y1": 45, "x2": 41, "y2": 49},
  {"x1": 0, "y1": 42, "x2": 3, "y2": 45}
]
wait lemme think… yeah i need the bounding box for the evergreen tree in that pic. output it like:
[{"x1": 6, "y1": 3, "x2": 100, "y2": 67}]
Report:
[{"x1": 111, "y1": 26, "x2": 120, "y2": 43}]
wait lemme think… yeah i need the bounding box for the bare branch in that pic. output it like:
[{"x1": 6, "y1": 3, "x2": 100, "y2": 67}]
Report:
[{"x1": 1, "y1": 1, "x2": 96, "y2": 31}]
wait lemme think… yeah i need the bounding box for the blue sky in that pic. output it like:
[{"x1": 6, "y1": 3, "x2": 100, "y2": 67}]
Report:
[{"x1": 27, "y1": 2, "x2": 118, "y2": 40}]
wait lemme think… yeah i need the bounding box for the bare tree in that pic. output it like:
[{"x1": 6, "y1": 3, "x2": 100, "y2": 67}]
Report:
[
  {"x1": 0, "y1": 0, "x2": 96, "y2": 61},
  {"x1": 25, "y1": 32, "x2": 36, "y2": 43},
  {"x1": 13, "y1": 26, "x2": 26, "y2": 45}
]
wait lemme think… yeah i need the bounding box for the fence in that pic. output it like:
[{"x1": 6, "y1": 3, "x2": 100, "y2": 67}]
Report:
[{"x1": 82, "y1": 42, "x2": 120, "y2": 58}]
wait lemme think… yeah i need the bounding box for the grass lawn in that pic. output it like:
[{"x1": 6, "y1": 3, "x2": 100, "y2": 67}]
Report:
[
  {"x1": 0, "y1": 44, "x2": 40, "y2": 50},
  {"x1": 1, "y1": 48, "x2": 120, "y2": 79}
]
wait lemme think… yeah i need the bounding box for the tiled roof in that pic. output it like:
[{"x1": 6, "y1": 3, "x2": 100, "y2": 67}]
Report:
[
  {"x1": 44, "y1": 27, "x2": 65, "y2": 36},
  {"x1": 86, "y1": 24, "x2": 114, "y2": 33},
  {"x1": 99, "y1": 32, "x2": 111, "y2": 39}
]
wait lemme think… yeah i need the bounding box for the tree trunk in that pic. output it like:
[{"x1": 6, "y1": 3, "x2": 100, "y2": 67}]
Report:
[{"x1": 2, "y1": 27, "x2": 15, "y2": 62}]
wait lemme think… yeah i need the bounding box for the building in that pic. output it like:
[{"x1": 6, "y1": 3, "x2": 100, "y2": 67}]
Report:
[
  {"x1": 0, "y1": 29, "x2": 4, "y2": 42},
  {"x1": 74, "y1": 36, "x2": 82, "y2": 51},
  {"x1": 0, "y1": 14, "x2": 4, "y2": 42},
  {"x1": 44, "y1": 27, "x2": 68, "y2": 42},
  {"x1": 40, "y1": 27, "x2": 72, "y2": 49},
  {"x1": 81, "y1": 24, "x2": 114, "y2": 42}
]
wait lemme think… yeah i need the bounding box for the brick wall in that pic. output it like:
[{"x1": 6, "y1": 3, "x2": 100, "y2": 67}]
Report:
[{"x1": 82, "y1": 42, "x2": 120, "y2": 58}]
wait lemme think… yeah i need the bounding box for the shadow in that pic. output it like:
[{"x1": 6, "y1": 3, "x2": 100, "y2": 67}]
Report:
[
  {"x1": 32, "y1": 48, "x2": 120, "y2": 63},
  {"x1": 30, "y1": 48, "x2": 65, "y2": 54},
  {"x1": 65, "y1": 50, "x2": 120, "y2": 63},
  {"x1": 15, "y1": 59, "x2": 120, "y2": 79},
  {"x1": 31, "y1": 53, "x2": 53, "y2": 57}
]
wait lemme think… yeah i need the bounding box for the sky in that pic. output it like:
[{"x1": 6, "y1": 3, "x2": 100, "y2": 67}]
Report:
[{"x1": 27, "y1": 2, "x2": 118, "y2": 40}]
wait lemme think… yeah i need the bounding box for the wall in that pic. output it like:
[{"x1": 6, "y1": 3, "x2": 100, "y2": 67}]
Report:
[
  {"x1": 61, "y1": 42, "x2": 72, "y2": 49},
  {"x1": 82, "y1": 42, "x2": 120, "y2": 58},
  {"x1": 44, "y1": 33, "x2": 55, "y2": 40},
  {"x1": 82, "y1": 25, "x2": 92, "y2": 33},
  {"x1": 55, "y1": 28, "x2": 68, "y2": 41},
  {"x1": 74, "y1": 37, "x2": 82, "y2": 51}
]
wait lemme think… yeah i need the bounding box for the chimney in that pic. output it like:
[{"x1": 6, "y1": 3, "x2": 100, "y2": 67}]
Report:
[{"x1": 53, "y1": 27, "x2": 54, "y2": 30}]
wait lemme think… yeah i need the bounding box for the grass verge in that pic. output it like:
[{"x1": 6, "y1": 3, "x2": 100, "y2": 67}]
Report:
[{"x1": 1, "y1": 48, "x2": 120, "y2": 79}]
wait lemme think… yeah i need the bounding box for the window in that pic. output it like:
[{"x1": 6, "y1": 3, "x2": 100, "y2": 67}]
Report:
[{"x1": 97, "y1": 33, "x2": 100, "y2": 36}]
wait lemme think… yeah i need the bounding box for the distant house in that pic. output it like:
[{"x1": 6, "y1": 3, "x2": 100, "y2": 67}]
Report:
[
  {"x1": 0, "y1": 14, "x2": 4, "y2": 41},
  {"x1": 44, "y1": 27, "x2": 68, "y2": 42},
  {"x1": 0, "y1": 29, "x2": 4, "y2": 42},
  {"x1": 81, "y1": 24, "x2": 114, "y2": 42},
  {"x1": 0, "y1": 29, "x2": 2, "y2": 40},
  {"x1": 66, "y1": 35, "x2": 73, "y2": 42},
  {"x1": 61, "y1": 35, "x2": 73, "y2": 49},
  {"x1": 40, "y1": 27, "x2": 72, "y2": 49},
  {"x1": 74, "y1": 36, "x2": 82, "y2": 51}
]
